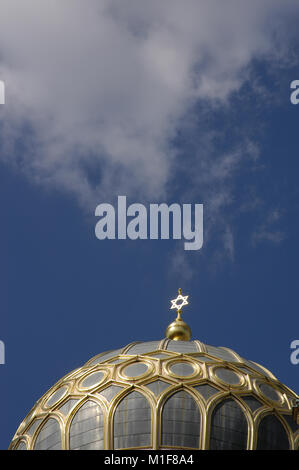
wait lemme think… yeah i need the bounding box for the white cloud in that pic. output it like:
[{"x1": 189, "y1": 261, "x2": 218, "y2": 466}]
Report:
[
  {"x1": 0, "y1": 0, "x2": 297, "y2": 215},
  {"x1": 252, "y1": 209, "x2": 286, "y2": 245}
]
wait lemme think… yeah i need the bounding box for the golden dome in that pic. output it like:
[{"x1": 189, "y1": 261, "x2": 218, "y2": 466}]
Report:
[{"x1": 9, "y1": 338, "x2": 299, "y2": 450}]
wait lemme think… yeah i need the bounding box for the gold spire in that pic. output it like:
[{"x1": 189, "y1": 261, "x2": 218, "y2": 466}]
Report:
[{"x1": 165, "y1": 288, "x2": 192, "y2": 341}]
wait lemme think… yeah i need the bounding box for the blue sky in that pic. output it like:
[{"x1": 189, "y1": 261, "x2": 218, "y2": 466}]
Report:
[{"x1": 1, "y1": 0, "x2": 299, "y2": 449}]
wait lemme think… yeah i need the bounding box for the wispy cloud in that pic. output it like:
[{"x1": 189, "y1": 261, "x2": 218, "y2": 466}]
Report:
[
  {"x1": 0, "y1": 0, "x2": 297, "y2": 259},
  {"x1": 252, "y1": 209, "x2": 286, "y2": 246}
]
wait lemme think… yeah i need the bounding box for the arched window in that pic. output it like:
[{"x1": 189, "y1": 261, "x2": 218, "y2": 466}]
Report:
[
  {"x1": 69, "y1": 400, "x2": 104, "y2": 450},
  {"x1": 113, "y1": 391, "x2": 151, "y2": 449},
  {"x1": 162, "y1": 390, "x2": 201, "y2": 448},
  {"x1": 210, "y1": 398, "x2": 248, "y2": 449},
  {"x1": 34, "y1": 418, "x2": 61, "y2": 450},
  {"x1": 15, "y1": 440, "x2": 27, "y2": 450},
  {"x1": 257, "y1": 414, "x2": 290, "y2": 450}
]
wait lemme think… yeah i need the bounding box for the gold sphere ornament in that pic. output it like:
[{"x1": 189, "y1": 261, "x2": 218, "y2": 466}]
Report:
[{"x1": 166, "y1": 288, "x2": 192, "y2": 341}]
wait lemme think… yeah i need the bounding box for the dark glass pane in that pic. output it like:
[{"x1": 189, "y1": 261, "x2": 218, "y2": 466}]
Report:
[
  {"x1": 148, "y1": 352, "x2": 171, "y2": 359},
  {"x1": 81, "y1": 371, "x2": 104, "y2": 388},
  {"x1": 99, "y1": 385, "x2": 124, "y2": 402},
  {"x1": 238, "y1": 366, "x2": 255, "y2": 375},
  {"x1": 241, "y1": 395, "x2": 263, "y2": 413},
  {"x1": 125, "y1": 342, "x2": 160, "y2": 354},
  {"x1": 114, "y1": 391, "x2": 151, "y2": 449},
  {"x1": 259, "y1": 383, "x2": 281, "y2": 402},
  {"x1": 257, "y1": 414, "x2": 290, "y2": 450},
  {"x1": 46, "y1": 386, "x2": 68, "y2": 407},
  {"x1": 194, "y1": 384, "x2": 219, "y2": 400},
  {"x1": 243, "y1": 360, "x2": 272, "y2": 378},
  {"x1": 205, "y1": 345, "x2": 237, "y2": 362},
  {"x1": 58, "y1": 399, "x2": 79, "y2": 416},
  {"x1": 162, "y1": 391, "x2": 201, "y2": 448},
  {"x1": 210, "y1": 398, "x2": 248, "y2": 450},
  {"x1": 89, "y1": 349, "x2": 123, "y2": 365},
  {"x1": 215, "y1": 367, "x2": 241, "y2": 385},
  {"x1": 145, "y1": 380, "x2": 170, "y2": 396},
  {"x1": 123, "y1": 363, "x2": 148, "y2": 377},
  {"x1": 16, "y1": 441, "x2": 27, "y2": 450},
  {"x1": 166, "y1": 340, "x2": 198, "y2": 353},
  {"x1": 282, "y1": 414, "x2": 299, "y2": 433},
  {"x1": 34, "y1": 418, "x2": 61, "y2": 450},
  {"x1": 169, "y1": 362, "x2": 195, "y2": 376},
  {"x1": 26, "y1": 419, "x2": 42, "y2": 437},
  {"x1": 193, "y1": 355, "x2": 214, "y2": 363},
  {"x1": 70, "y1": 400, "x2": 104, "y2": 450},
  {"x1": 107, "y1": 358, "x2": 128, "y2": 364}
]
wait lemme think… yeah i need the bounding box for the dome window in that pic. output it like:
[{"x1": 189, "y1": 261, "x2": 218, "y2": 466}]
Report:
[
  {"x1": 214, "y1": 367, "x2": 242, "y2": 386},
  {"x1": 69, "y1": 400, "x2": 104, "y2": 450},
  {"x1": 15, "y1": 440, "x2": 27, "y2": 450},
  {"x1": 258, "y1": 383, "x2": 282, "y2": 404},
  {"x1": 113, "y1": 391, "x2": 151, "y2": 449},
  {"x1": 194, "y1": 383, "x2": 219, "y2": 400},
  {"x1": 122, "y1": 362, "x2": 149, "y2": 379},
  {"x1": 145, "y1": 380, "x2": 171, "y2": 396},
  {"x1": 98, "y1": 385, "x2": 124, "y2": 402},
  {"x1": 34, "y1": 418, "x2": 61, "y2": 450},
  {"x1": 241, "y1": 395, "x2": 263, "y2": 413},
  {"x1": 162, "y1": 390, "x2": 201, "y2": 448},
  {"x1": 209, "y1": 398, "x2": 248, "y2": 450},
  {"x1": 45, "y1": 386, "x2": 68, "y2": 408},
  {"x1": 257, "y1": 414, "x2": 290, "y2": 450},
  {"x1": 169, "y1": 361, "x2": 196, "y2": 378},
  {"x1": 79, "y1": 371, "x2": 105, "y2": 390}
]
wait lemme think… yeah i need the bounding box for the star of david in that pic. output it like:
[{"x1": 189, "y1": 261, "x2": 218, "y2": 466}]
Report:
[{"x1": 170, "y1": 289, "x2": 189, "y2": 312}]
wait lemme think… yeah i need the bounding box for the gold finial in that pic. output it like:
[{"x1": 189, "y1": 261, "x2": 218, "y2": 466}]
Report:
[{"x1": 166, "y1": 288, "x2": 192, "y2": 341}]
